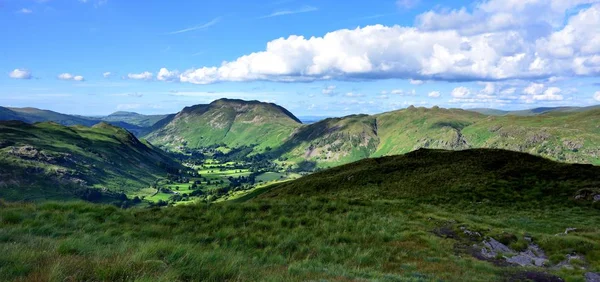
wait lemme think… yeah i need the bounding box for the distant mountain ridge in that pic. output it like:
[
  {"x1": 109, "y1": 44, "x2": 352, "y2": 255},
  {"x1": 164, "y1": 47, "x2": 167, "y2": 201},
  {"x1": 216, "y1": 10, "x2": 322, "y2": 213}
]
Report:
[
  {"x1": 468, "y1": 105, "x2": 600, "y2": 116},
  {"x1": 0, "y1": 106, "x2": 172, "y2": 136},
  {"x1": 3, "y1": 101, "x2": 600, "y2": 166}
]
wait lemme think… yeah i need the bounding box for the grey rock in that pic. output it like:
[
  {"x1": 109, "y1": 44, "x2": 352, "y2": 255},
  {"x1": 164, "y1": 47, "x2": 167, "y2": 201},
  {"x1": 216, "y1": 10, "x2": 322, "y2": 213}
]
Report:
[
  {"x1": 481, "y1": 238, "x2": 514, "y2": 258},
  {"x1": 586, "y1": 272, "x2": 600, "y2": 282},
  {"x1": 506, "y1": 243, "x2": 548, "y2": 267}
]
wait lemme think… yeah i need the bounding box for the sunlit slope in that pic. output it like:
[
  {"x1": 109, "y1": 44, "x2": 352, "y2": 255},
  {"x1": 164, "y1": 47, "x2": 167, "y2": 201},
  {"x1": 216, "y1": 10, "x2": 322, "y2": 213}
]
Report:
[
  {"x1": 145, "y1": 98, "x2": 302, "y2": 151},
  {"x1": 0, "y1": 121, "x2": 180, "y2": 201}
]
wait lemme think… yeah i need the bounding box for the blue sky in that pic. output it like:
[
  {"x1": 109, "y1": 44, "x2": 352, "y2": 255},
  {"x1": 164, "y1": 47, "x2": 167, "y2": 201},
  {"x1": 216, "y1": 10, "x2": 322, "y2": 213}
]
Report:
[{"x1": 2, "y1": 0, "x2": 600, "y2": 117}]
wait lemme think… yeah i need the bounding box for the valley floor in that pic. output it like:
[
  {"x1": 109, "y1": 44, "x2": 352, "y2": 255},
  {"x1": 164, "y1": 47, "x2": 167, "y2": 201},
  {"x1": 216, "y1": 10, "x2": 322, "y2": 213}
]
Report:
[{"x1": 1, "y1": 199, "x2": 598, "y2": 281}]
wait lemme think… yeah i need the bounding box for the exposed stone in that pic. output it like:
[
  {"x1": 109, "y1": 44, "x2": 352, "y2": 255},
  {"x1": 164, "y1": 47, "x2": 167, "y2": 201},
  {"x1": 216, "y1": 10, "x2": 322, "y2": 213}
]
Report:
[{"x1": 586, "y1": 272, "x2": 600, "y2": 282}]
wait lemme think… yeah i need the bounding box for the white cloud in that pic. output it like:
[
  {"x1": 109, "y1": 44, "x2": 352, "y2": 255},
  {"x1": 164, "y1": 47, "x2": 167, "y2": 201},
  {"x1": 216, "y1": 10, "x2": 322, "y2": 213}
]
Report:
[
  {"x1": 322, "y1": 85, "x2": 337, "y2": 95},
  {"x1": 259, "y1": 6, "x2": 317, "y2": 19},
  {"x1": 127, "y1": 71, "x2": 153, "y2": 80},
  {"x1": 9, "y1": 69, "x2": 32, "y2": 79},
  {"x1": 594, "y1": 91, "x2": 600, "y2": 101},
  {"x1": 390, "y1": 89, "x2": 416, "y2": 95},
  {"x1": 428, "y1": 91, "x2": 441, "y2": 98},
  {"x1": 103, "y1": 72, "x2": 112, "y2": 78},
  {"x1": 157, "y1": 68, "x2": 180, "y2": 81},
  {"x1": 345, "y1": 92, "x2": 364, "y2": 97},
  {"x1": 451, "y1": 86, "x2": 471, "y2": 98},
  {"x1": 168, "y1": 18, "x2": 220, "y2": 34},
  {"x1": 520, "y1": 83, "x2": 564, "y2": 102},
  {"x1": 58, "y1": 73, "x2": 85, "y2": 81},
  {"x1": 523, "y1": 83, "x2": 545, "y2": 95},
  {"x1": 18, "y1": 8, "x2": 32, "y2": 14},
  {"x1": 152, "y1": 2, "x2": 600, "y2": 85},
  {"x1": 409, "y1": 79, "x2": 424, "y2": 85}
]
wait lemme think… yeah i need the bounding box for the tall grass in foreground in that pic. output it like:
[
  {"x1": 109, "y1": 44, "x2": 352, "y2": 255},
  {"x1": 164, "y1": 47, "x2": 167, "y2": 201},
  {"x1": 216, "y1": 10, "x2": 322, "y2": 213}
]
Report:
[{"x1": 1, "y1": 198, "x2": 599, "y2": 281}]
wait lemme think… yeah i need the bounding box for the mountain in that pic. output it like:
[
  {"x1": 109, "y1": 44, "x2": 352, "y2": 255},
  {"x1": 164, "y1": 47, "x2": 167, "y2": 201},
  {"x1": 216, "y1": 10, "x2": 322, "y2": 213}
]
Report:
[
  {"x1": 469, "y1": 105, "x2": 600, "y2": 116},
  {"x1": 7, "y1": 107, "x2": 98, "y2": 126},
  {"x1": 274, "y1": 106, "x2": 600, "y2": 166},
  {"x1": 0, "y1": 121, "x2": 180, "y2": 202},
  {"x1": 100, "y1": 111, "x2": 170, "y2": 127},
  {"x1": 0, "y1": 107, "x2": 163, "y2": 137},
  {"x1": 259, "y1": 148, "x2": 600, "y2": 205},
  {"x1": 145, "y1": 98, "x2": 302, "y2": 152}
]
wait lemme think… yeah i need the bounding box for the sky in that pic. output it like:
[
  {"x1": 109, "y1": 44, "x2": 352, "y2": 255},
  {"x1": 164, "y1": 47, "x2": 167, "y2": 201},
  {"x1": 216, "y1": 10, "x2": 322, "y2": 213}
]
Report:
[{"x1": 2, "y1": 0, "x2": 600, "y2": 117}]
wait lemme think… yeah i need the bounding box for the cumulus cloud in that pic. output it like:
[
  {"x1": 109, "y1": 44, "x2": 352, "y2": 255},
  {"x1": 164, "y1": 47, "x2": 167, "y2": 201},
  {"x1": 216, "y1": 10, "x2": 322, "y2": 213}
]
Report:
[
  {"x1": 58, "y1": 73, "x2": 85, "y2": 81},
  {"x1": 428, "y1": 91, "x2": 441, "y2": 98},
  {"x1": 9, "y1": 69, "x2": 32, "y2": 79},
  {"x1": 595, "y1": 91, "x2": 600, "y2": 101},
  {"x1": 157, "y1": 1, "x2": 600, "y2": 85},
  {"x1": 157, "y1": 68, "x2": 180, "y2": 82},
  {"x1": 103, "y1": 72, "x2": 112, "y2": 78},
  {"x1": 409, "y1": 79, "x2": 424, "y2": 85},
  {"x1": 127, "y1": 71, "x2": 153, "y2": 80},
  {"x1": 18, "y1": 8, "x2": 32, "y2": 14},
  {"x1": 451, "y1": 86, "x2": 471, "y2": 98},
  {"x1": 520, "y1": 83, "x2": 564, "y2": 103}
]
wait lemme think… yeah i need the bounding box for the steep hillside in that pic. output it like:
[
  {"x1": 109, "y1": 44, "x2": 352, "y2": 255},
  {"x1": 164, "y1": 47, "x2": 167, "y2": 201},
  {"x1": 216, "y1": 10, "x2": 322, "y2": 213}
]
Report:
[
  {"x1": 275, "y1": 106, "x2": 484, "y2": 166},
  {"x1": 260, "y1": 148, "x2": 600, "y2": 205},
  {"x1": 0, "y1": 121, "x2": 180, "y2": 202},
  {"x1": 275, "y1": 106, "x2": 600, "y2": 166},
  {"x1": 145, "y1": 98, "x2": 302, "y2": 151},
  {"x1": 462, "y1": 109, "x2": 600, "y2": 165}
]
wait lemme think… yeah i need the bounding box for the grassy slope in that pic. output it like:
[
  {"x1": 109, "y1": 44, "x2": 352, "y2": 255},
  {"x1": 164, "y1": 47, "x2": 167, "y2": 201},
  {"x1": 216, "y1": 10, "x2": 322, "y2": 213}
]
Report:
[
  {"x1": 0, "y1": 121, "x2": 179, "y2": 201},
  {"x1": 145, "y1": 99, "x2": 302, "y2": 151},
  {"x1": 1, "y1": 149, "x2": 599, "y2": 281},
  {"x1": 462, "y1": 110, "x2": 600, "y2": 165},
  {"x1": 261, "y1": 148, "x2": 600, "y2": 205},
  {"x1": 277, "y1": 107, "x2": 600, "y2": 166}
]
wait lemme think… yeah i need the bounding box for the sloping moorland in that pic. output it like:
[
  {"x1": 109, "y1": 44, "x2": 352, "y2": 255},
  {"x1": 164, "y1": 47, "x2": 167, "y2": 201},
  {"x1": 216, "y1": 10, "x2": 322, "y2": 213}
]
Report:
[{"x1": 1, "y1": 149, "x2": 600, "y2": 281}]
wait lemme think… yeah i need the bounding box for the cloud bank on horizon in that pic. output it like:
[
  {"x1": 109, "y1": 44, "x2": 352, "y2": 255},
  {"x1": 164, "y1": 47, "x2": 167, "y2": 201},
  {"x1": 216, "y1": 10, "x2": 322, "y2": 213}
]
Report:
[{"x1": 3, "y1": 0, "x2": 600, "y2": 115}]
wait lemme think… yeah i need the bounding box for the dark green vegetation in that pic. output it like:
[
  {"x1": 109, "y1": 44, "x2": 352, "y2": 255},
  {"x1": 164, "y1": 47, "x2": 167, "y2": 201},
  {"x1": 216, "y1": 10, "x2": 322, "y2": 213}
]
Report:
[
  {"x1": 261, "y1": 148, "x2": 600, "y2": 206},
  {"x1": 1, "y1": 149, "x2": 599, "y2": 281},
  {"x1": 0, "y1": 121, "x2": 180, "y2": 203}
]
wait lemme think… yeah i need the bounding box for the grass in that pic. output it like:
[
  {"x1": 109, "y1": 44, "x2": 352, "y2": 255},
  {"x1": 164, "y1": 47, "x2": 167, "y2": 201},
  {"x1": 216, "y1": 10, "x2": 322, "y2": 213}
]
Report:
[
  {"x1": 1, "y1": 198, "x2": 598, "y2": 281},
  {"x1": 0, "y1": 121, "x2": 181, "y2": 202},
  {"x1": 1, "y1": 149, "x2": 599, "y2": 281}
]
